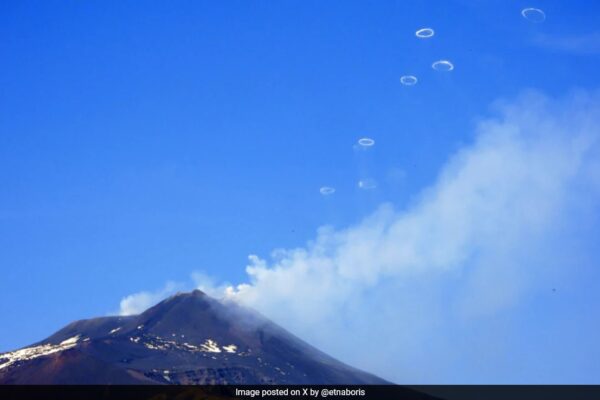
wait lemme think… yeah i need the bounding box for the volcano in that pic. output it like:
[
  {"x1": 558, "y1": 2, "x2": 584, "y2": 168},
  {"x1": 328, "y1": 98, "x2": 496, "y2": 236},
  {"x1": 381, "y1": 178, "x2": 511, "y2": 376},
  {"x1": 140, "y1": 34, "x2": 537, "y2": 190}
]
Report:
[{"x1": 0, "y1": 290, "x2": 388, "y2": 384}]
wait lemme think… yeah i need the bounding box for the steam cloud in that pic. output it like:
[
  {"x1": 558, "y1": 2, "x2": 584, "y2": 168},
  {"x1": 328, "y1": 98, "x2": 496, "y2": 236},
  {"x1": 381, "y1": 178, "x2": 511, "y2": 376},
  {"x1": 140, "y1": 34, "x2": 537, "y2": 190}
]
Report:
[
  {"x1": 120, "y1": 90, "x2": 600, "y2": 383},
  {"x1": 118, "y1": 282, "x2": 180, "y2": 316}
]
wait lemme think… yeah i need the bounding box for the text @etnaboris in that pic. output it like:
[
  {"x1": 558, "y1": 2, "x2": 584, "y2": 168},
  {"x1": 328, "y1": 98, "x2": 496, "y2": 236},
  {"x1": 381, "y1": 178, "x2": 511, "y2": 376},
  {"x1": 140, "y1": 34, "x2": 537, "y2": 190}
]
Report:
[{"x1": 235, "y1": 387, "x2": 366, "y2": 398}]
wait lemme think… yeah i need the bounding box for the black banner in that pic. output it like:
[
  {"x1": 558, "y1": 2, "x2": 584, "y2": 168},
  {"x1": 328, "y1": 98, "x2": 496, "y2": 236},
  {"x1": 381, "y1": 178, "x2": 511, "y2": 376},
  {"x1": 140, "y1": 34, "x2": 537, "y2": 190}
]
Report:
[{"x1": 1, "y1": 385, "x2": 600, "y2": 400}]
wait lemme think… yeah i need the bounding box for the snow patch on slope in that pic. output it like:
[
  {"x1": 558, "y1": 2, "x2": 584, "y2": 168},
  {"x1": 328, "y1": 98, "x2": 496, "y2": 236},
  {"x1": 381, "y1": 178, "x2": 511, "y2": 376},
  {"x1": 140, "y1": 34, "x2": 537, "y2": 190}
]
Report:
[{"x1": 0, "y1": 335, "x2": 82, "y2": 371}]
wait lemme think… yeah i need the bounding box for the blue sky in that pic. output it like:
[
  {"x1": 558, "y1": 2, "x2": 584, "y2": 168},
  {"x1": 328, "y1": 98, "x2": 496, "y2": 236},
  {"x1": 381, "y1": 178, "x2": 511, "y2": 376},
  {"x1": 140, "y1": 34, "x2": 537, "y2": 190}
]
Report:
[{"x1": 2, "y1": 0, "x2": 600, "y2": 383}]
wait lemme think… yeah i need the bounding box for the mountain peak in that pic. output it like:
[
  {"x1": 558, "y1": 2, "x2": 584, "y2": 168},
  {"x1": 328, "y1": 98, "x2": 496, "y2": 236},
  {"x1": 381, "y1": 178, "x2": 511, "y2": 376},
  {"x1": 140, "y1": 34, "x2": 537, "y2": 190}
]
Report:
[
  {"x1": 172, "y1": 289, "x2": 206, "y2": 298},
  {"x1": 157, "y1": 289, "x2": 208, "y2": 307},
  {"x1": 0, "y1": 291, "x2": 388, "y2": 385}
]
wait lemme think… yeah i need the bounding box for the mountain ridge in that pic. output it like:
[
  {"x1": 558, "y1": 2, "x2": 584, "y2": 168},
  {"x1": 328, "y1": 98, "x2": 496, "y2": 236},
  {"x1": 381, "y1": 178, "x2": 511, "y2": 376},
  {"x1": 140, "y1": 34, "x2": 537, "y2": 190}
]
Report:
[{"x1": 0, "y1": 290, "x2": 389, "y2": 385}]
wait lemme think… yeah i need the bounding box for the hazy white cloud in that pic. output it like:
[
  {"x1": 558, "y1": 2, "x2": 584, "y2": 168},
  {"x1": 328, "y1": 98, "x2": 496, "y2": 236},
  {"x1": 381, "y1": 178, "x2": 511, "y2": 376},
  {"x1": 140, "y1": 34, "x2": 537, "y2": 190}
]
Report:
[
  {"x1": 117, "y1": 90, "x2": 600, "y2": 382},
  {"x1": 533, "y1": 32, "x2": 600, "y2": 55},
  {"x1": 118, "y1": 281, "x2": 180, "y2": 316},
  {"x1": 221, "y1": 90, "x2": 600, "y2": 383},
  {"x1": 191, "y1": 271, "x2": 233, "y2": 298}
]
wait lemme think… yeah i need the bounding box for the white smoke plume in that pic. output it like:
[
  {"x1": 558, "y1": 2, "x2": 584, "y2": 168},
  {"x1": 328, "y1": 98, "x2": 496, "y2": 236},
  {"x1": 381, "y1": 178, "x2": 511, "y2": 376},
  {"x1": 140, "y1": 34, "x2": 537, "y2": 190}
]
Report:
[
  {"x1": 118, "y1": 281, "x2": 180, "y2": 316},
  {"x1": 221, "y1": 90, "x2": 600, "y2": 383},
  {"x1": 118, "y1": 90, "x2": 600, "y2": 382}
]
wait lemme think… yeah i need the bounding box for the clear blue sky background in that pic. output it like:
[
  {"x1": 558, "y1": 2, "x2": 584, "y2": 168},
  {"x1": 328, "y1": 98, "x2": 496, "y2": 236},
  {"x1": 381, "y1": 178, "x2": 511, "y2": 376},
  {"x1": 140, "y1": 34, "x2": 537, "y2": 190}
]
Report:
[{"x1": 1, "y1": 0, "x2": 599, "y2": 372}]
